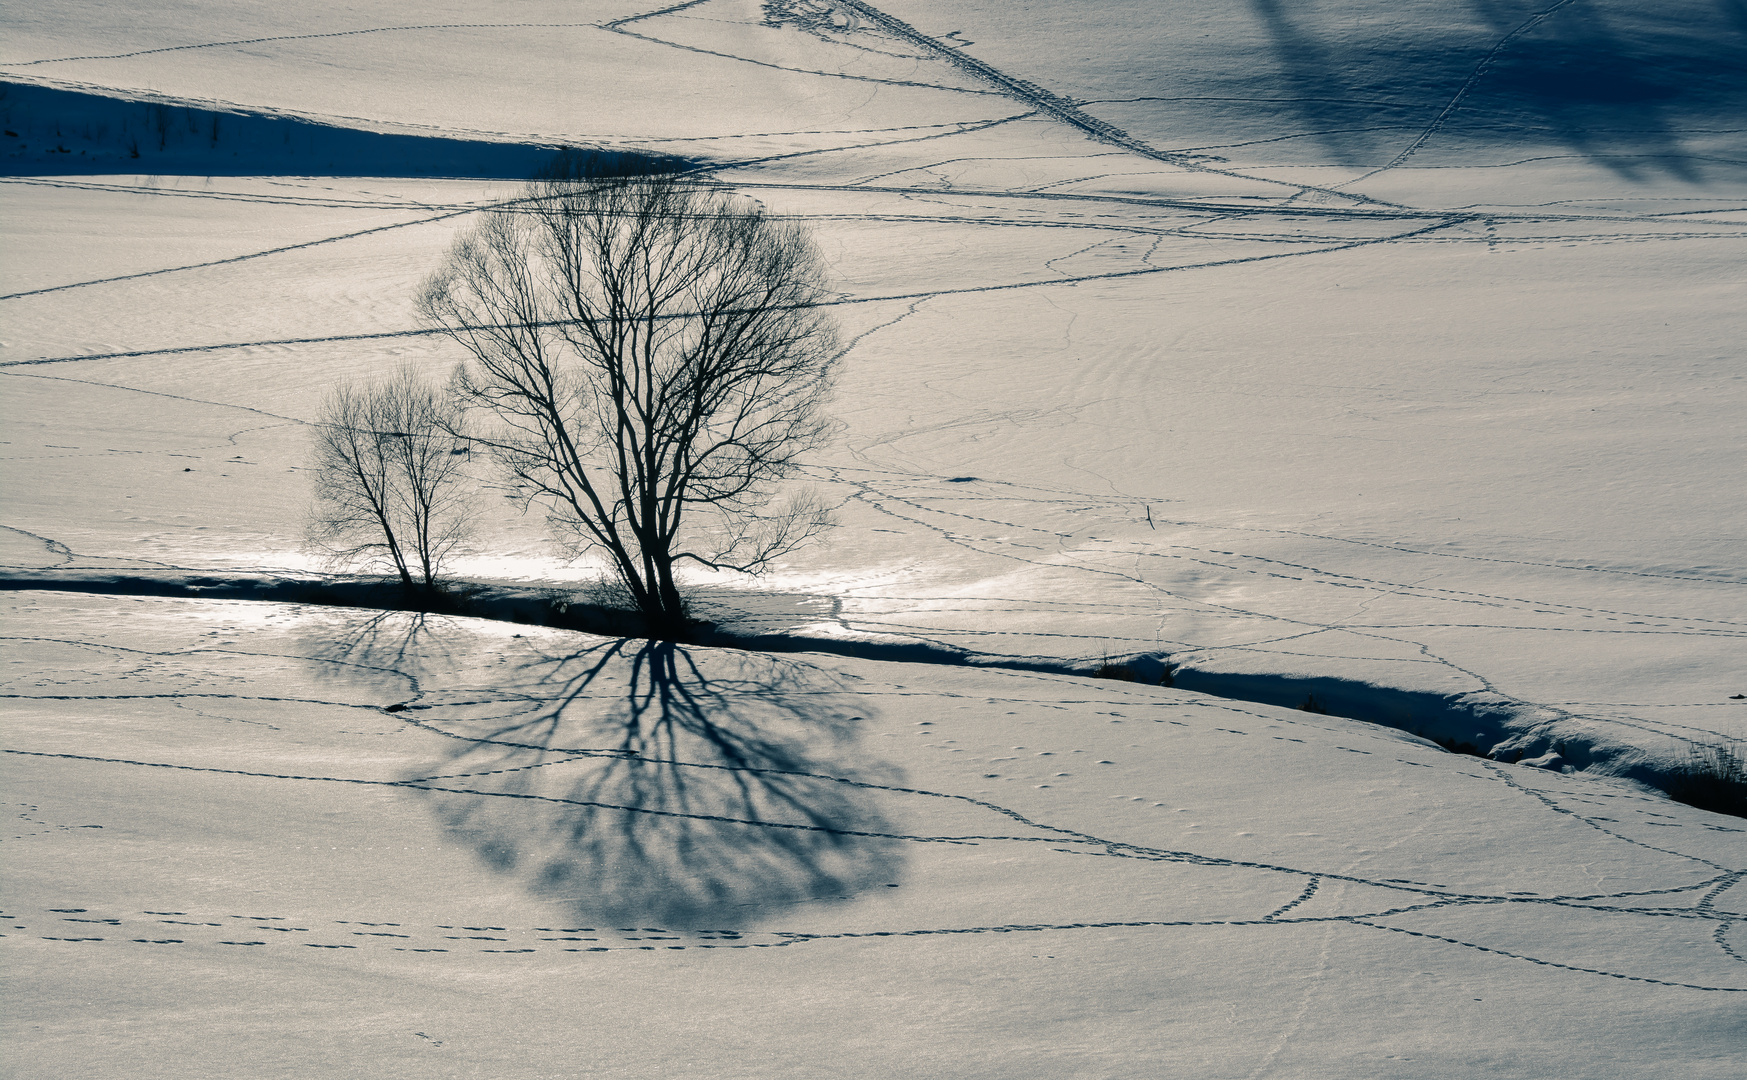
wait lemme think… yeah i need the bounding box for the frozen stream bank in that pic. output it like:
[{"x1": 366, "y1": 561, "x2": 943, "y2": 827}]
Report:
[{"x1": 4, "y1": 567, "x2": 1738, "y2": 817}]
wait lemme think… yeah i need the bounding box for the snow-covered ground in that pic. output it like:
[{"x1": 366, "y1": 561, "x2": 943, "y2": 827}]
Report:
[
  {"x1": 3, "y1": 1, "x2": 1744, "y2": 1075},
  {"x1": 8, "y1": 593, "x2": 1744, "y2": 1077}
]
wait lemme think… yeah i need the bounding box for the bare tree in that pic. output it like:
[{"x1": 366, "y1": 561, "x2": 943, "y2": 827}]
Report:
[
  {"x1": 416, "y1": 171, "x2": 840, "y2": 637},
  {"x1": 307, "y1": 364, "x2": 476, "y2": 594}
]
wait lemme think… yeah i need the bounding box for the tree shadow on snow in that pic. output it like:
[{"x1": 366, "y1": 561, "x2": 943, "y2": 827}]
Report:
[
  {"x1": 1241, "y1": 0, "x2": 1747, "y2": 180},
  {"x1": 366, "y1": 629, "x2": 908, "y2": 928}
]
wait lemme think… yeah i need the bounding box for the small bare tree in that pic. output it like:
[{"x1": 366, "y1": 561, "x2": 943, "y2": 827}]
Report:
[
  {"x1": 307, "y1": 365, "x2": 475, "y2": 594},
  {"x1": 416, "y1": 171, "x2": 840, "y2": 637}
]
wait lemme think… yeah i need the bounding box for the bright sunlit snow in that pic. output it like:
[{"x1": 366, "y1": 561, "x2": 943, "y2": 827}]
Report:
[{"x1": 3, "y1": 2, "x2": 1744, "y2": 1076}]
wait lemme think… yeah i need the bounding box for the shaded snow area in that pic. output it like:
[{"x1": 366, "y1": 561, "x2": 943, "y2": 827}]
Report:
[
  {"x1": 0, "y1": 80, "x2": 680, "y2": 179},
  {"x1": 2, "y1": 1, "x2": 1744, "y2": 1076}
]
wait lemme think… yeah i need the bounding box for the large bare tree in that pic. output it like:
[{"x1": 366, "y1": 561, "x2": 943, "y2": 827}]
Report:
[
  {"x1": 416, "y1": 172, "x2": 840, "y2": 637},
  {"x1": 307, "y1": 365, "x2": 475, "y2": 594}
]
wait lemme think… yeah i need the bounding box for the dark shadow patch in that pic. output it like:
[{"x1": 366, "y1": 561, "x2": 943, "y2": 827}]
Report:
[
  {"x1": 1666, "y1": 740, "x2": 1747, "y2": 818},
  {"x1": 0, "y1": 80, "x2": 692, "y2": 178},
  {"x1": 1165, "y1": 665, "x2": 1747, "y2": 818},
  {"x1": 1093, "y1": 662, "x2": 1139, "y2": 683},
  {"x1": 321, "y1": 624, "x2": 908, "y2": 928},
  {"x1": 1237, "y1": 0, "x2": 1747, "y2": 179}
]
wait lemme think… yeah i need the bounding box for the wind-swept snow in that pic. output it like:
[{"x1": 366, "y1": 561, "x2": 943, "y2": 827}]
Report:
[{"x1": 2, "y1": 1, "x2": 1744, "y2": 1075}]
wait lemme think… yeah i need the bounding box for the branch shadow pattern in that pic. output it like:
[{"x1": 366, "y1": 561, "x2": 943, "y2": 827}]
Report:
[
  {"x1": 1242, "y1": 0, "x2": 1747, "y2": 178},
  {"x1": 320, "y1": 621, "x2": 909, "y2": 928}
]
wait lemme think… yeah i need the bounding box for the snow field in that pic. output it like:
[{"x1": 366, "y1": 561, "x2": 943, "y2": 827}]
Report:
[
  {"x1": 2, "y1": 0, "x2": 1745, "y2": 1074},
  {"x1": 5, "y1": 168, "x2": 1739, "y2": 766},
  {"x1": 4, "y1": 594, "x2": 1743, "y2": 1077}
]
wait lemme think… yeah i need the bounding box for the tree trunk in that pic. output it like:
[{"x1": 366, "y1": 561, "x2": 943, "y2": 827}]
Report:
[
  {"x1": 377, "y1": 514, "x2": 415, "y2": 592},
  {"x1": 653, "y1": 556, "x2": 689, "y2": 640}
]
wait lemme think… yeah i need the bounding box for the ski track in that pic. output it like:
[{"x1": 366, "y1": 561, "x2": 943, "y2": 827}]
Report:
[
  {"x1": 1341, "y1": 0, "x2": 1586, "y2": 186},
  {"x1": 0, "y1": 218, "x2": 1471, "y2": 367},
  {"x1": 0, "y1": 370, "x2": 310, "y2": 423},
  {"x1": 0, "y1": 23, "x2": 605, "y2": 69},
  {"x1": 4, "y1": 157, "x2": 1737, "y2": 308},
  {"x1": 823, "y1": 0, "x2": 1400, "y2": 209}
]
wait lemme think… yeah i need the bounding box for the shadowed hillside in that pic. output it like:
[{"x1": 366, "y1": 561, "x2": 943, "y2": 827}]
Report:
[{"x1": 0, "y1": 79, "x2": 686, "y2": 178}]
